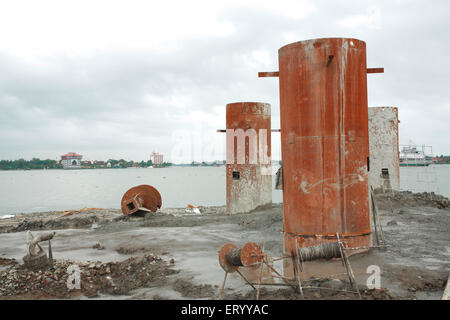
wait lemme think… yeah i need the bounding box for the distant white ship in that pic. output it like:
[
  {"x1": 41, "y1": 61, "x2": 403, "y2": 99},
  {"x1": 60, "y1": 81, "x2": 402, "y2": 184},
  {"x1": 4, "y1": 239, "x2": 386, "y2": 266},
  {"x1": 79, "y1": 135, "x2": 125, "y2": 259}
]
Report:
[{"x1": 399, "y1": 146, "x2": 432, "y2": 166}]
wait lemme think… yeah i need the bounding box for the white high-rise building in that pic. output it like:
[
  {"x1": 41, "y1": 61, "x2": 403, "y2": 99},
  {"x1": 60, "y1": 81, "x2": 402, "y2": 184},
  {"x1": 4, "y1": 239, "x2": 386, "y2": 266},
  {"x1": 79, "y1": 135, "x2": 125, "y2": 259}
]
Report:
[{"x1": 150, "y1": 152, "x2": 164, "y2": 166}]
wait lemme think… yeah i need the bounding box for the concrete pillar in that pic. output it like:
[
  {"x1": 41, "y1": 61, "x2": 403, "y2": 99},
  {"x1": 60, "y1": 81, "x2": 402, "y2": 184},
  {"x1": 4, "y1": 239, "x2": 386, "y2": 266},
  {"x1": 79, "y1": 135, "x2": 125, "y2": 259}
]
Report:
[
  {"x1": 226, "y1": 102, "x2": 272, "y2": 214},
  {"x1": 368, "y1": 107, "x2": 400, "y2": 191}
]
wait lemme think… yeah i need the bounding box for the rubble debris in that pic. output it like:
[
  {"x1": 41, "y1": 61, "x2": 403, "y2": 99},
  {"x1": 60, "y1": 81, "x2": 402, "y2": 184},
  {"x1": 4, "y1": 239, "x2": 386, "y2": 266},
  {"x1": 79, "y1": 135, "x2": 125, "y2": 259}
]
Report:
[
  {"x1": 57, "y1": 207, "x2": 103, "y2": 219},
  {"x1": 374, "y1": 190, "x2": 449, "y2": 210},
  {"x1": 0, "y1": 255, "x2": 177, "y2": 298},
  {"x1": 185, "y1": 204, "x2": 201, "y2": 215},
  {"x1": 92, "y1": 243, "x2": 105, "y2": 250},
  {"x1": 0, "y1": 258, "x2": 18, "y2": 267},
  {"x1": 121, "y1": 185, "x2": 162, "y2": 216},
  {"x1": 0, "y1": 209, "x2": 124, "y2": 234}
]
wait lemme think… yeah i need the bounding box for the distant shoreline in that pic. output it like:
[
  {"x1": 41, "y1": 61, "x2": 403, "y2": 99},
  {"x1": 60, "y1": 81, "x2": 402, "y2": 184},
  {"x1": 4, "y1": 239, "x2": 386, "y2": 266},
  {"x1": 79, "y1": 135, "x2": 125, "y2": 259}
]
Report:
[
  {"x1": 0, "y1": 165, "x2": 228, "y2": 172},
  {"x1": 0, "y1": 163, "x2": 447, "y2": 172}
]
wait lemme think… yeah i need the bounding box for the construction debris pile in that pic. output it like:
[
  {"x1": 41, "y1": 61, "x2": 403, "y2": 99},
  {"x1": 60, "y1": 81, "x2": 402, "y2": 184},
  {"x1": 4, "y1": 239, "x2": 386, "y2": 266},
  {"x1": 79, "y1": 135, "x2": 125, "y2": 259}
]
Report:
[
  {"x1": 0, "y1": 255, "x2": 177, "y2": 298},
  {"x1": 374, "y1": 190, "x2": 449, "y2": 210},
  {"x1": 0, "y1": 209, "x2": 124, "y2": 233}
]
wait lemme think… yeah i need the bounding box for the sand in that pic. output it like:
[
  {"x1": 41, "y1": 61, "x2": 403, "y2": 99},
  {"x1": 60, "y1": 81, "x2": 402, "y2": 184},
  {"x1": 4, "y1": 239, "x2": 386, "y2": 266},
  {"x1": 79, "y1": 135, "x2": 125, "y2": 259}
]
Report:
[{"x1": 0, "y1": 191, "x2": 448, "y2": 300}]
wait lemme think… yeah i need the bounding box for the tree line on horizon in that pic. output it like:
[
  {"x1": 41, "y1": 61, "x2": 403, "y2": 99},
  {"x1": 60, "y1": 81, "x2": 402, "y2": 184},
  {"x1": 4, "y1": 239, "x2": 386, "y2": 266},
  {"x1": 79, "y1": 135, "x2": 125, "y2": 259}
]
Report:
[
  {"x1": 0, "y1": 158, "x2": 62, "y2": 170},
  {"x1": 0, "y1": 158, "x2": 173, "y2": 170}
]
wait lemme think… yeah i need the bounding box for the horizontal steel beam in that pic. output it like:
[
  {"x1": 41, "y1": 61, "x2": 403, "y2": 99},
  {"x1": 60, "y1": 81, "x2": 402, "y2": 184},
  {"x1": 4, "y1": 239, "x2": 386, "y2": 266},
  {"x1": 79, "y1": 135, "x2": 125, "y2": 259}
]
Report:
[
  {"x1": 367, "y1": 67, "x2": 384, "y2": 74},
  {"x1": 258, "y1": 71, "x2": 279, "y2": 77},
  {"x1": 258, "y1": 68, "x2": 384, "y2": 77},
  {"x1": 217, "y1": 129, "x2": 280, "y2": 132}
]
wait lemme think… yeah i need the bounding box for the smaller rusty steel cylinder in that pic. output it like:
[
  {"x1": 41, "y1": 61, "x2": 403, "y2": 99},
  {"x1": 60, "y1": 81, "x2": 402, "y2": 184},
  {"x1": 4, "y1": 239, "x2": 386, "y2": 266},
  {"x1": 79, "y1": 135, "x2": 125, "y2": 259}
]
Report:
[
  {"x1": 219, "y1": 242, "x2": 263, "y2": 273},
  {"x1": 368, "y1": 107, "x2": 400, "y2": 192},
  {"x1": 121, "y1": 184, "x2": 162, "y2": 215},
  {"x1": 226, "y1": 102, "x2": 272, "y2": 214}
]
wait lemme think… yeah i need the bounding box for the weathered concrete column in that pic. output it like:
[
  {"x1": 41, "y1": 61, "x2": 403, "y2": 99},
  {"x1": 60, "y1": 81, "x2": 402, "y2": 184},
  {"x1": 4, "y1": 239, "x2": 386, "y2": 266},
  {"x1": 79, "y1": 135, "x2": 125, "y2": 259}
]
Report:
[
  {"x1": 226, "y1": 102, "x2": 272, "y2": 214},
  {"x1": 368, "y1": 107, "x2": 400, "y2": 192}
]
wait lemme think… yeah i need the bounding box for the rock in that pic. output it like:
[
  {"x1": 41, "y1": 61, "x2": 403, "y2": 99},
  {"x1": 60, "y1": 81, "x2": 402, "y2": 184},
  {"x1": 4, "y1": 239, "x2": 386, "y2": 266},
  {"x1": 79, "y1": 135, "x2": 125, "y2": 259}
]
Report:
[
  {"x1": 321, "y1": 279, "x2": 345, "y2": 291},
  {"x1": 92, "y1": 243, "x2": 105, "y2": 250},
  {"x1": 387, "y1": 220, "x2": 398, "y2": 226}
]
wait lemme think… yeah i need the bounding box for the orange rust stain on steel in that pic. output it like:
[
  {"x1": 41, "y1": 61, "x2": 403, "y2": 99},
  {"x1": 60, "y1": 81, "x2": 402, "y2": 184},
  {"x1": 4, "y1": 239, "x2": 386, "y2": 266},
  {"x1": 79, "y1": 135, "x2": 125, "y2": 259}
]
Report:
[
  {"x1": 240, "y1": 242, "x2": 263, "y2": 267},
  {"x1": 226, "y1": 102, "x2": 271, "y2": 214},
  {"x1": 278, "y1": 38, "x2": 371, "y2": 256}
]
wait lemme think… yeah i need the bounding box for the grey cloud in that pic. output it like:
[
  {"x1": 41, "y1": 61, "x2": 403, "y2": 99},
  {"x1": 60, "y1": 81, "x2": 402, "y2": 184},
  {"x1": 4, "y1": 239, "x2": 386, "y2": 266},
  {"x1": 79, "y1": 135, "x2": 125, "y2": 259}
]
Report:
[{"x1": 0, "y1": 0, "x2": 449, "y2": 162}]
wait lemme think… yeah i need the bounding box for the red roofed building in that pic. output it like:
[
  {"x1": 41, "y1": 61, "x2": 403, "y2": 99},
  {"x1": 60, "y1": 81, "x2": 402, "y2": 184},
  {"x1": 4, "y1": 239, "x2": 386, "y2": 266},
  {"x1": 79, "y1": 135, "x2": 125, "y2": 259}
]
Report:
[{"x1": 61, "y1": 152, "x2": 82, "y2": 169}]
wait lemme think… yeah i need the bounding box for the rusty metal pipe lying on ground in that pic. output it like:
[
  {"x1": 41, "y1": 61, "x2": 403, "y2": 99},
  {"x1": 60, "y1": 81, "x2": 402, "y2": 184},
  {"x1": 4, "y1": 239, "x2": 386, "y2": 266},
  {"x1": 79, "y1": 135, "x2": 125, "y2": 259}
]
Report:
[{"x1": 121, "y1": 184, "x2": 162, "y2": 215}]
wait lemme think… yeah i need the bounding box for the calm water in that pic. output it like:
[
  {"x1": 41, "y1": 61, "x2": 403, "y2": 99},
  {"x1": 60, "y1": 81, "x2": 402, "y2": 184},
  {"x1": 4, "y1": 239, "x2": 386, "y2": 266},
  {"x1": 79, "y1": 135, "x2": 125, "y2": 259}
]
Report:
[
  {"x1": 0, "y1": 165, "x2": 449, "y2": 216},
  {"x1": 0, "y1": 166, "x2": 283, "y2": 216}
]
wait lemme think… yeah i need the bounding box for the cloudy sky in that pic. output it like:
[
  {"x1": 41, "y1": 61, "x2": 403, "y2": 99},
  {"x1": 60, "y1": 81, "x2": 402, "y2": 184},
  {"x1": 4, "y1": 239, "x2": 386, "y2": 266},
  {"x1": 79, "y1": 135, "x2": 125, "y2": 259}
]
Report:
[{"x1": 0, "y1": 0, "x2": 448, "y2": 163}]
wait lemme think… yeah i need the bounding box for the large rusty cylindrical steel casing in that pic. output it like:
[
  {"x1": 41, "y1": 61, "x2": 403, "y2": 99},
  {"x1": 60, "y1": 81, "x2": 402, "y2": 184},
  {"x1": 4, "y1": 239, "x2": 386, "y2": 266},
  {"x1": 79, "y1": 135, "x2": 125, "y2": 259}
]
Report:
[
  {"x1": 226, "y1": 102, "x2": 272, "y2": 214},
  {"x1": 278, "y1": 38, "x2": 371, "y2": 257}
]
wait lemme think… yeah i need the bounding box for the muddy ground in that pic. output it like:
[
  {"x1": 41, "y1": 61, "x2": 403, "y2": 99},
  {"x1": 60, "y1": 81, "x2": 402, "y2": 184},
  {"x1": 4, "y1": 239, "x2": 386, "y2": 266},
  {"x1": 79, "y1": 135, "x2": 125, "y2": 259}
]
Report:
[{"x1": 0, "y1": 191, "x2": 448, "y2": 300}]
